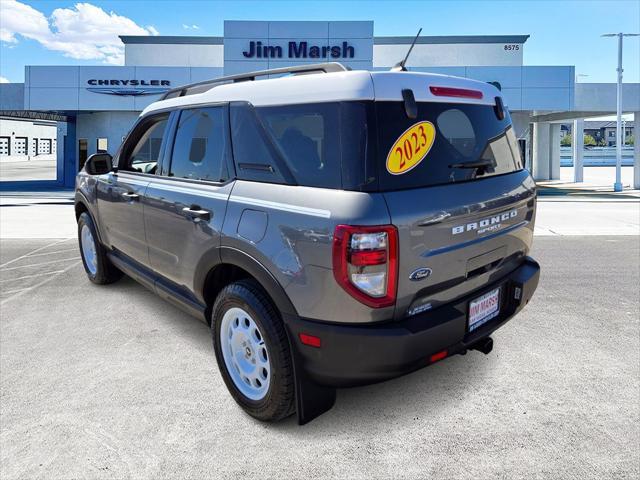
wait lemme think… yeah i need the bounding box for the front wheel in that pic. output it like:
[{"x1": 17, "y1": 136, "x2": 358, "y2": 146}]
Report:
[
  {"x1": 212, "y1": 280, "x2": 295, "y2": 422},
  {"x1": 77, "y1": 212, "x2": 122, "y2": 285}
]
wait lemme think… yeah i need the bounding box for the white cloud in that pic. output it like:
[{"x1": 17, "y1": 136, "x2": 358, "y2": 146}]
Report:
[
  {"x1": 0, "y1": 76, "x2": 10, "y2": 83},
  {"x1": 182, "y1": 24, "x2": 200, "y2": 30},
  {"x1": 0, "y1": 1, "x2": 160, "y2": 65}
]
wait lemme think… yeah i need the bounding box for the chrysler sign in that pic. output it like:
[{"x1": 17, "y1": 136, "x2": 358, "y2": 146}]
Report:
[{"x1": 86, "y1": 79, "x2": 171, "y2": 96}]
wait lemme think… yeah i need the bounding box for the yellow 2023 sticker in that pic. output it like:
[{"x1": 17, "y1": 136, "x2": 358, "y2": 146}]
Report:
[{"x1": 386, "y1": 121, "x2": 436, "y2": 175}]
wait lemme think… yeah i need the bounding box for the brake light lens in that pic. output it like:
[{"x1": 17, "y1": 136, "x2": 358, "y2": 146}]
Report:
[
  {"x1": 429, "y1": 86, "x2": 484, "y2": 99},
  {"x1": 332, "y1": 225, "x2": 398, "y2": 308}
]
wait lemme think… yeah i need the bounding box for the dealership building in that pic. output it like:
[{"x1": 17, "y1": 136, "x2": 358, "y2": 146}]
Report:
[{"x1": 0, "y1": 20, "x2": 638, "y2": 189}]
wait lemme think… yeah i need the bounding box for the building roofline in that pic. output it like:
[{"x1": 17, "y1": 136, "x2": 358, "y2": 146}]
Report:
[
  {"x1": 374, "y1": 35, "x2": 530, "y2": 45},
  {"x1": 120, "y1": 34, "x2": 530, "y2": 46},
  {"x1": 120, "y1": 36, "x2": 224, "y2": 44}
]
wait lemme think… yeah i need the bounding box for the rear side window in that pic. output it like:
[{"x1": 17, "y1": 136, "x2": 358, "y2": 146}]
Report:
[
  {"x1": 169, "y1": 107, "x2": 229, "y2": 182},
  {"x1": 376, "y1": 102, "x2": 523, "y2": 191},
  {"x1": 256, "y1": 103, "x2": 341, "y2": 189},
  {"x1": 230, "y1": 101, "x2": 376, "y2": 190}
]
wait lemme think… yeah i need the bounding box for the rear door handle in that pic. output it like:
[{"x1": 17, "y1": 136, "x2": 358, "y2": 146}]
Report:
[
  {"x1": 121, "y1": 192, "x2": 139, "y2": 200},
  {"x1": 182, "y1": 206, "x2": 211, "y2": 221}
]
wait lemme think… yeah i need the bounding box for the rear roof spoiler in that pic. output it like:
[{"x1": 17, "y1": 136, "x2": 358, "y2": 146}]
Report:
[{"x1": 160, "y1": 62, "x2": 350, "y2": 100}]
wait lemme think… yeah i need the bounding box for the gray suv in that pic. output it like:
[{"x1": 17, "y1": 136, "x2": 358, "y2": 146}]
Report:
[{"x1": 75, "y1": 63, "x2": 540, "y2": 424}]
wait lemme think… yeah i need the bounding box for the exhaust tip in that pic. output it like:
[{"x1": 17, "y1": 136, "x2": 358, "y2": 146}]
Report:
[{"x1": 471, "y1": 336, "x2": 493, "y2": 355}]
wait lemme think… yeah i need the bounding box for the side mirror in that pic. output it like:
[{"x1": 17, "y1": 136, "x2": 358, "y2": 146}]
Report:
[{"x1": 85, "y1": 152, "x2": 113, "y2": 175}]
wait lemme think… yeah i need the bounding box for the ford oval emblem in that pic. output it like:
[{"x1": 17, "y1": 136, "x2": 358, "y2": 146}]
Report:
[{"x1": 409, "y1": 267, "x2": 432, "y2": 281}]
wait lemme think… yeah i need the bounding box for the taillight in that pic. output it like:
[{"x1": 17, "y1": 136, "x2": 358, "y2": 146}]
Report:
[
  {"x1": 332, "y1": 225, "x2": 398, "y2": 308},
  {"x1": 429, "y1": 86, "x2": 484, "y2": 99}
]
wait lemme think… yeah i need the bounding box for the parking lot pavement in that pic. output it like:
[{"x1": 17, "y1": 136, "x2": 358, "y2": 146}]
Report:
[{"x1": 0, "y1": 235, "x2": 638, "y2": 479}]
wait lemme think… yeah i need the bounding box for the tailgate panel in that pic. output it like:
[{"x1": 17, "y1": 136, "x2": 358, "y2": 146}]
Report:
[{"x1": 383, "y1": 170, "x2": 536, "y2": 320}]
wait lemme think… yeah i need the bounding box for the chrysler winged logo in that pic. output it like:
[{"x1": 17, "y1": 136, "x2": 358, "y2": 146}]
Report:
[
  {"x1": 86, "y1": 79, "x2": 171, "y2": 96},
  {"x1": 452, "y1": 209, "x2": 518, "y2": 236}
]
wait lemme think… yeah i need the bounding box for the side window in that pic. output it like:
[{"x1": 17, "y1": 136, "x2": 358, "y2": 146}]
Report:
[
  {"x1": 123, "y1": 115, "x2": 169, "y2": 174},
  {"x1": 230, "y1": 102, "x2": 288, "y2": 184},
  {"x1": 256, "y1": 103, "x2": 341, "y2": 189},
  {"x1": 169, "y1": 107, "x2": 229, "y2": 182}
]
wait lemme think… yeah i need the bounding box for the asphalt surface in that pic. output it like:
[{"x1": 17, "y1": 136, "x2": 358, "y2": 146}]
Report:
[
  {"x1": 0, "y1": 157, "x2": 57, "y2": 182},
  {"x1": 1, "y1": 236, "x2": 639, "y2": 479}
]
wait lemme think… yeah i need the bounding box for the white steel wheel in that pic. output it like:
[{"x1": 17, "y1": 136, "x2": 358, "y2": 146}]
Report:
[
  {"x1": 220, "y1": 306, "x2": 271, "y2": 401},
  {"x1": 80, "y1": 224, "x2": 98, "y2": 276}
]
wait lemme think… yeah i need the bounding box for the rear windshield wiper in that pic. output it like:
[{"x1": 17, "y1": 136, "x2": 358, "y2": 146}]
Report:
[{"x1": 448, "y1": 159, "x2": 495, "y2": 169}]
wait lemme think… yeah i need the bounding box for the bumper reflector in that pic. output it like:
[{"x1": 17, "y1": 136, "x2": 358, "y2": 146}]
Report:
[
  {"x1": 299, "y1": 333, "x2": 322, "y2": 348},
  {"x1": 429, "y1": 350, "x2": 448, "y2": 363}
]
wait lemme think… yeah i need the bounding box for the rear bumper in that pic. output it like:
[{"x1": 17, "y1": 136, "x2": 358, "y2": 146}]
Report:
[{"x1": 285, "y1": 257, "x2": 540, "y2": 387}]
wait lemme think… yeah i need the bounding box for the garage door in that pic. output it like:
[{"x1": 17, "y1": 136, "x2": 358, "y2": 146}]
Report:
[
  {"x1": 37, "y1": 138, "x2": 52, "y2": 155},
  {"x1": 14, "y1": 137, "x2": 27, "y2": 155},
  {"x1": 0, "y1": 137, "x2": 9, "y2": 156}
]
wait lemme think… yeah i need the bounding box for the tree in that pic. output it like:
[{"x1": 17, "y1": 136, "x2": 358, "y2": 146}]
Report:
[
  {"x1": 625, "y1": 135, "x2": 634, "y2": 146},
  {"x1": 561, "y1": 134, "x2": 572, "y2": 146},
  {"x1": 584, "y1": 134, "x2": 597, "y2": 146}
]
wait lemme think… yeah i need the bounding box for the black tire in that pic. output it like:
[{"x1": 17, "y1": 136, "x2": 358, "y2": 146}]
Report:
[
  {"x1": 77, "y1": 212, "x2": 122, "y2": 285},
  {"x1": 212, "y1": 279, "x2": 295, "y2": 422}
]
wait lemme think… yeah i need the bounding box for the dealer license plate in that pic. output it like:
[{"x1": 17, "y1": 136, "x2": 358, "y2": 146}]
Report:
[{"x1": 468, "y1": 287, "x2": 501, "y2": 332}]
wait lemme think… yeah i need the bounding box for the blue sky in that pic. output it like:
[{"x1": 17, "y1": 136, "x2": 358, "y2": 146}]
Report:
[{"x1": 1, "y1": 0, "x2": 638, "y2": 84}]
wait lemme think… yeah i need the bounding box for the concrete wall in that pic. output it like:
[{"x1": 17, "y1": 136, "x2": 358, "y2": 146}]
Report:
[
  {"x1": 125, "y1": 44, "x2": 224, "y2": 67},
  {"x1": 373, "y1": 42, "x2": 524, "y2": 68},
  {"x1": 223, "y1": 21, "x2": 374, "y2": 74},
  {"x1": 575, "y1": 83, "x2": 640, "y2": 112},
  {"x1": 0, "y1": 83, "x2": 25, "y2": 110},
  {"x1": 25, "y1": 66, "x2": 224, "y2": 112},
  {"x1": 76, "y1": 111, "x2": 140, "y2": 159}
]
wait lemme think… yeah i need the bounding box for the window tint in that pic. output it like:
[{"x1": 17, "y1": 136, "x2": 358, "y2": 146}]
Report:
[
  {"x1": 169, "y1": 107, "x2": 229, "y2": 182},
  {"x1": 230, "y1": 101, "x2": 376, "y2": 190},
  {"x1": 125, "y1": 115, "x2": 168, "y2": 174},
  {"x1": 436, "y1": 109, "x2": 476, "y2": 157},
  {"x1": 229, "y1": 103, "x2": 288, "y2": 184},
  {"x1": 376, "y1": 102, "x2": 523, "y2": 190},
  {"x1": 256, "y1": 103, "x2": 341, "y2": 189}
]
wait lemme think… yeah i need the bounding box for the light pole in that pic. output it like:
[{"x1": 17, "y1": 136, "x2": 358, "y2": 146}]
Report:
[{"x1": 602, "y1": 33, "x2": 639, "y2": 192}]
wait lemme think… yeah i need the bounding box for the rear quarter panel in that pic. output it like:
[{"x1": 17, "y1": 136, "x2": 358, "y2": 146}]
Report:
[{"x1": 222, "y1": 180, "x2": 393, "y2": 324}]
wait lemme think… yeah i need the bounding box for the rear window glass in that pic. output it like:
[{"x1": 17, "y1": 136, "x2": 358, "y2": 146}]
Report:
[
  {"x1": 256, "y1": 103, "x2": 341, "y2": 189},
  {"x1": 376, "y1": 102, "x2": 523, "y2": 190}
]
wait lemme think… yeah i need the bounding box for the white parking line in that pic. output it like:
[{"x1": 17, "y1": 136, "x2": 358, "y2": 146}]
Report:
[
  {"x1": 21, "y1": 248, "x2": 79, "y2": 259},
  {"x1": 0, "y1": 270, "x2": 66, "y2": 284},
  {"x1": 0, "y1": 257, "x2": 80, "y2": 272},
  {"x1": 0, "y1": 238, "x2": 73, "y2": 268},
  {"x1": 0, "y1": 260, "x2": 82, "y2": 306}
]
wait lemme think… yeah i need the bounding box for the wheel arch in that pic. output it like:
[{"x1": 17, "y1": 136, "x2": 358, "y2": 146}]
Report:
[{"x1": 200, "y1": 247, "x2": 298, "y2": 325}]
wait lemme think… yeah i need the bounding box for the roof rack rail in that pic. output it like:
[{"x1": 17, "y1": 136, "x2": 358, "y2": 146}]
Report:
[{"x1": 160, "y1": 62, "x2": 349, "y2": 100}]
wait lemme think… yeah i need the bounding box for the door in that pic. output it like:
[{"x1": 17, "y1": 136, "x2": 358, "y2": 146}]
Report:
[
  {"x1": 38, "y1": 139, "x2": 52, "y2": 155},
  {"x1": 96, "y1": 113, "x2": 170, "y2": 264},
  {"x1": 0, "y1": 137, "x2": 9, "y2": 156},
  {"x1": 144, "y1": 106, "x2": 233, "y2": 294},
  {"x1": 13, "y1": 137, "x2": 27, "y2": 155},
  {"x1": 78, "y1": 139, "x2": 88, "y2": 171}
]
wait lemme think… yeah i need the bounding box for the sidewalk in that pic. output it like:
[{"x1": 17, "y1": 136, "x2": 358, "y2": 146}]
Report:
[{"x1": 537, "y1": 166, "x2": 639, "y2": 200}]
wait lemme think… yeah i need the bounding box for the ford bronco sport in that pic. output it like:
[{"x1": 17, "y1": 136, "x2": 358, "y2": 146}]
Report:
[{"x1": 75, "y1": 63, "x2": 540, "y2": 424}]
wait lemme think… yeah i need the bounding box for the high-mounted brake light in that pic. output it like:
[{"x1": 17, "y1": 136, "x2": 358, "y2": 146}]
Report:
[
  {"x1": 429, "y1": 86, "x2": 483, "y2": 100},
  {"x1": 332, "y1": 225, "x2": 398, "y2": 308}
]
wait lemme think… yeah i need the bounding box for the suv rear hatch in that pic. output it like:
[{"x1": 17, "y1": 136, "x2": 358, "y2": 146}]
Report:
[{"x1": 372, "y1": 76, "x2": 537, "y2": 321}]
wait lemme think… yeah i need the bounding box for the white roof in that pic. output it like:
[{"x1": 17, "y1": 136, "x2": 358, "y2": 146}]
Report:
[{"x1": 141, "y1": 69, "x2": 500, "y2": 116}]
